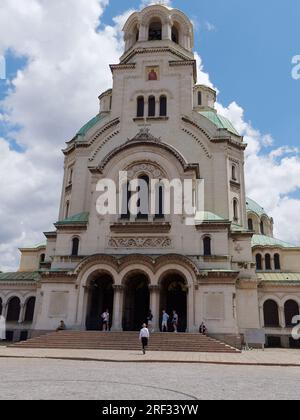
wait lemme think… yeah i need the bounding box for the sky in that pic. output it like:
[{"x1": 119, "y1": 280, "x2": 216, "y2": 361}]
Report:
[{"x1": 0, "y1": 0, "x2": 300, "y2": 271}]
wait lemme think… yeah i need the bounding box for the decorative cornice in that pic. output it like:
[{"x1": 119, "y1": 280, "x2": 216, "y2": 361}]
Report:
[
  {"x1": 54, "y1": 224, "x2": 88, "y2": 232},
  {"x1": 120, "y1": 47, "x2": 194, "y2": 66},
  {"x1": 211, "y1": 137, "x2": 246, "y2": 151},
  {"x1": 43, "y1": 231, "x2": 57, "y2": 238},
  {"x1": 110, "y1": 63, "x2": 136, "y2": 72}
]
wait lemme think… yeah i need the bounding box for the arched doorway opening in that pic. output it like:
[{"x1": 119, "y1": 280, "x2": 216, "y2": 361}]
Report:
[
  {"x1": 284, "y1": 300, "x2": 300, "y2": 327},
  {"x1": 263, "y1": 299, "x2": 280, "y2": 327},
  {"x1": 24, "y1": 297, "x2": 36, "y2": 323},
  {"x1": 123, "y1": 273, "x2": 150, "y2": 331},
  {"x1": 6, "y1": 297, "x2": 21, "y2": 322},
  {"x1": 86, "y1": 273, "x2": 114, "y2": 331},
  {"x1": 160, "y1": 273, "x2": 188, "y2": 332}
]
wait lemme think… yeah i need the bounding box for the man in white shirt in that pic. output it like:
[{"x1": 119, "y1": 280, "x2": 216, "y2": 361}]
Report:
[
  {"x1": 101, "y1": 309, "x2": 110, "y2": 332},
  {"x1": 139, "y1": 323, "x2": 150, "y2": 355}
]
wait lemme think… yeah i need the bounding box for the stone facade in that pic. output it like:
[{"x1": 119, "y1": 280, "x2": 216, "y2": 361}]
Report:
[{"x1": 1, "y1": 4, "x2": 300, "y2": 348}]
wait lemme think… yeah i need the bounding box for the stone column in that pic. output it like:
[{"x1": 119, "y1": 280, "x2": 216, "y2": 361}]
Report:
[
  {"x1": 188, "y1": 285, "x2": 196, "y2": 333},
  {"x1": 18, "y1": 303, "x2": 26, "y2": 324},
  {"x1": 149, "y1": 285, "x2": 160, "y2": 331},
  {"x1": 279, "y1": 306, "x2": 285, "y2": 328},
  {"x1": 2, "y1": 303, "x2": 8, "y2": 319},
  {"x1": 111, "y1": 285, "x2": 124, "y2": 331},
  {"x1": 259, "y1": 305, "x2": 265, "y2": 328}
]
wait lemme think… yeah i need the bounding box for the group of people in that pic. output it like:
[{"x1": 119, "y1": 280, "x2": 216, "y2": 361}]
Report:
[{"x1": 147, "y1": 309, "x2": 179, "y2": 333}]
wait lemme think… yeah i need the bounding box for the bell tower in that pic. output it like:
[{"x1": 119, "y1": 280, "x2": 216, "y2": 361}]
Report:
[{"x1": 121, "y1": 4, "x2": 195, "y2": 60}]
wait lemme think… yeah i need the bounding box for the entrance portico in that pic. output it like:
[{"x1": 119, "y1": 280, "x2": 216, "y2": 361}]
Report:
[{"x1": 75, "y1": 254, "x2": 198, "y2": 333}]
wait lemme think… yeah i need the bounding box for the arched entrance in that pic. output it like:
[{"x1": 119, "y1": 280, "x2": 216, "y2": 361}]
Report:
[
  {"x1": 160, "y1": 273, "x2": 188, "y2": 332},
  {"x1": 123, "y1": 273, "x2": 150, "y2": 331},
  {"x1": 86, "y1": 273, "x2": 114, "y2": 331}
]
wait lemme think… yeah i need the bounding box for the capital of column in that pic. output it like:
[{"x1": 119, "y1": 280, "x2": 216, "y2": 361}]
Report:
[
  {"x1": 113, "y1": 285, "x2": 124, "y2": 292},
  {"x1": 149, "y1": 285, "x2": 160, "y2": 293}
]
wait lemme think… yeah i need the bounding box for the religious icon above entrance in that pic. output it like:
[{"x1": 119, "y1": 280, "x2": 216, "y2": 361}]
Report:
[{"x1": 147, "y1": 67, "x2": 159, "y2": 81}]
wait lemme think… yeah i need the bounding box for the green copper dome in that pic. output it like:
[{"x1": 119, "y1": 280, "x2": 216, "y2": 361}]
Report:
[
  {"x1": 77, "y1": 114, "x2": 107, "y2": 137},
  {"x1": 246, "y1": 197, "x2": 268, "y2": 217},
  {"x1": 199, "y1": 111, "x2": 239, "y2": 136}
]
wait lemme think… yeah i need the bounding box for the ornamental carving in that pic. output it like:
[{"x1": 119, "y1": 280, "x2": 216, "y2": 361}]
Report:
[
  {"x1": 126, "y1": 162, "x2": 166, "y2": 179},
  {"x1": 108, "y1": 237, "x2": 172, "y2": 249}
]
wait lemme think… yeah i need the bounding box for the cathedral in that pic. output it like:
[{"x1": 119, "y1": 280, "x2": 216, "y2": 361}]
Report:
[{"x1": 1, "y1": 4, "x2": 300, "y2": 349}]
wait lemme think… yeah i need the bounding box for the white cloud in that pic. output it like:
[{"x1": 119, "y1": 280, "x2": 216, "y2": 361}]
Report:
[
  {"x1": 216, "y1": 101, "x2": 300, "y2": 244},
  {"x1": 140, "y1": 0, "x2": 172, "y2": 7},
  {"x1": 204, "y1": 21, "x2": 216, "y2": 32},
  {"x1": 0, "y1": 0, "x2": 126, "y2": 271}
]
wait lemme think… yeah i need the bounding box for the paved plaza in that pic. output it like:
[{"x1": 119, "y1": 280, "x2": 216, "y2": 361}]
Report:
[
  {"x1": 0, "y1": 346, "x2": 300, "y2": 367},
  {"x1": 0, "y1": 357, "x2": 299, "y2": 400}
]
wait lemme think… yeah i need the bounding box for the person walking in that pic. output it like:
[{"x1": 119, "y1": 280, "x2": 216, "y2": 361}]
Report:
[
  {"x1": 101, "y1": 309, "x2": 110, "y2": 332},
  {"x1": 147, "y1": 310, "x2": 154, "y2": 332},
  {"x1": 199, "y1": 322, "x2": 207, "y2": 335},
  {"x1": 139, "y1": 323, "x2": 150, "y2": 355},
  {"x1": 161, "y1": 310, "x2": 169, "y2": 332},
  {"x1": 172, "y1": 310, "x2": 178, "y2": 333}
]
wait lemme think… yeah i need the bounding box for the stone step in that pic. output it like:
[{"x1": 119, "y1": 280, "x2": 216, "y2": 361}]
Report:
[{"x1": 12, "y1": 331, "x2": 240, "y2": 353}]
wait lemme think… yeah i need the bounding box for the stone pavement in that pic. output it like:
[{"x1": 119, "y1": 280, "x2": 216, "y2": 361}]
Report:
[{"x1": 0, "y1": 346, "x2": 299, "y2": 367}]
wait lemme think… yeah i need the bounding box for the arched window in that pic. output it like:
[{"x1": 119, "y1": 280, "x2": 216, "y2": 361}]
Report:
[
  {"x1": 203, "y1": 237, "x2": 212, "y2": 256},
  {"x1": 284, "y1": 300, "x2": 300, "y2": 327},
  {"x1": 65, "y1": 200, "x2": 70, "y2": 218},
  {"x1": 155, "y1": 185, "x2": 164, "y2": 219},
  {"x1": 198, "y1": 91, "x2": 202, "y2": 106},
  {"x1": 39, "y1": 253, "x2": 45, "y2": 268},
  {"x1": 148, "y1": 96, "x2": 156, "y2": 117},
  {"x1": 265, "y1": 254, "x2": 272, "y2": 270},
  {"x1": 71, "y1": 237, "x2": 80, "y2": 257},
  {"x1": 248, "y1": 218, "x2": 254, "y2": 231},
  {"x1": 172, "y1": 25, "x2": 179, "y2": 44},
  {"x1": 137, "y1": 96, "x2": 144, "y2": 118},
  {"x1": 121, "y1": 182, "x2": 131, "y2": 220},
  {"x1": 233, "y1": 199, "x2": 239, "y2": 222},
  {"x1": 68, "y1": 168, "x2": 73, "y2": 185},
  {"x1": 263, "y1": 300, "x2": 280, "y2": 327},
  {"x1": 274, "y1": 253, "x2": 281, "y2": 270},
  {"x1": 149, "y1": 19, "x2": 162, "y2": 41},
  {"x1": 159, "y1": 95, "x2": 167, "y2": 117},
  {"x1": 232, "y1": 165, "x2": 237, "y2": 181},
  {"x1": 6, "y1": 297, "x2": 21, "y2": 322},
  {"x1": 137, "y1": 175, "x2": 150, "y2": 220},
  {"x1": 134, "y1": 25, "x2": 139, "y2": 43},
  {"x1": 260, "y1": 220, "x2": 265, "y2": 235},
  {"x1": 256, "y1": 254, "x2": 262, "y2": 270},
  {"x1": 24, "y1": 297, "x2": 36, "y2": 323}
]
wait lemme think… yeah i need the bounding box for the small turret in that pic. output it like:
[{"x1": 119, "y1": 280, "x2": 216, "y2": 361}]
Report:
[
  {"x1": 99, "y1": 89, "x2": 112, "y2": 115},
  {"x1": 193, "y1": 85, "x2": 217, "y2": 111}
]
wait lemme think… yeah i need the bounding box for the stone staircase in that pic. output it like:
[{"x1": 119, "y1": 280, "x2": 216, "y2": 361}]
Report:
[{"x1": 12, "y1": 331, "x2": 240, "y2": 353}]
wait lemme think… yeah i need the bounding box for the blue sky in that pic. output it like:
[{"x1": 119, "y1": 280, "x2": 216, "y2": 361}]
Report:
[{"x1": 1, "y1": 0, "x2": 299, "y2": 150}]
